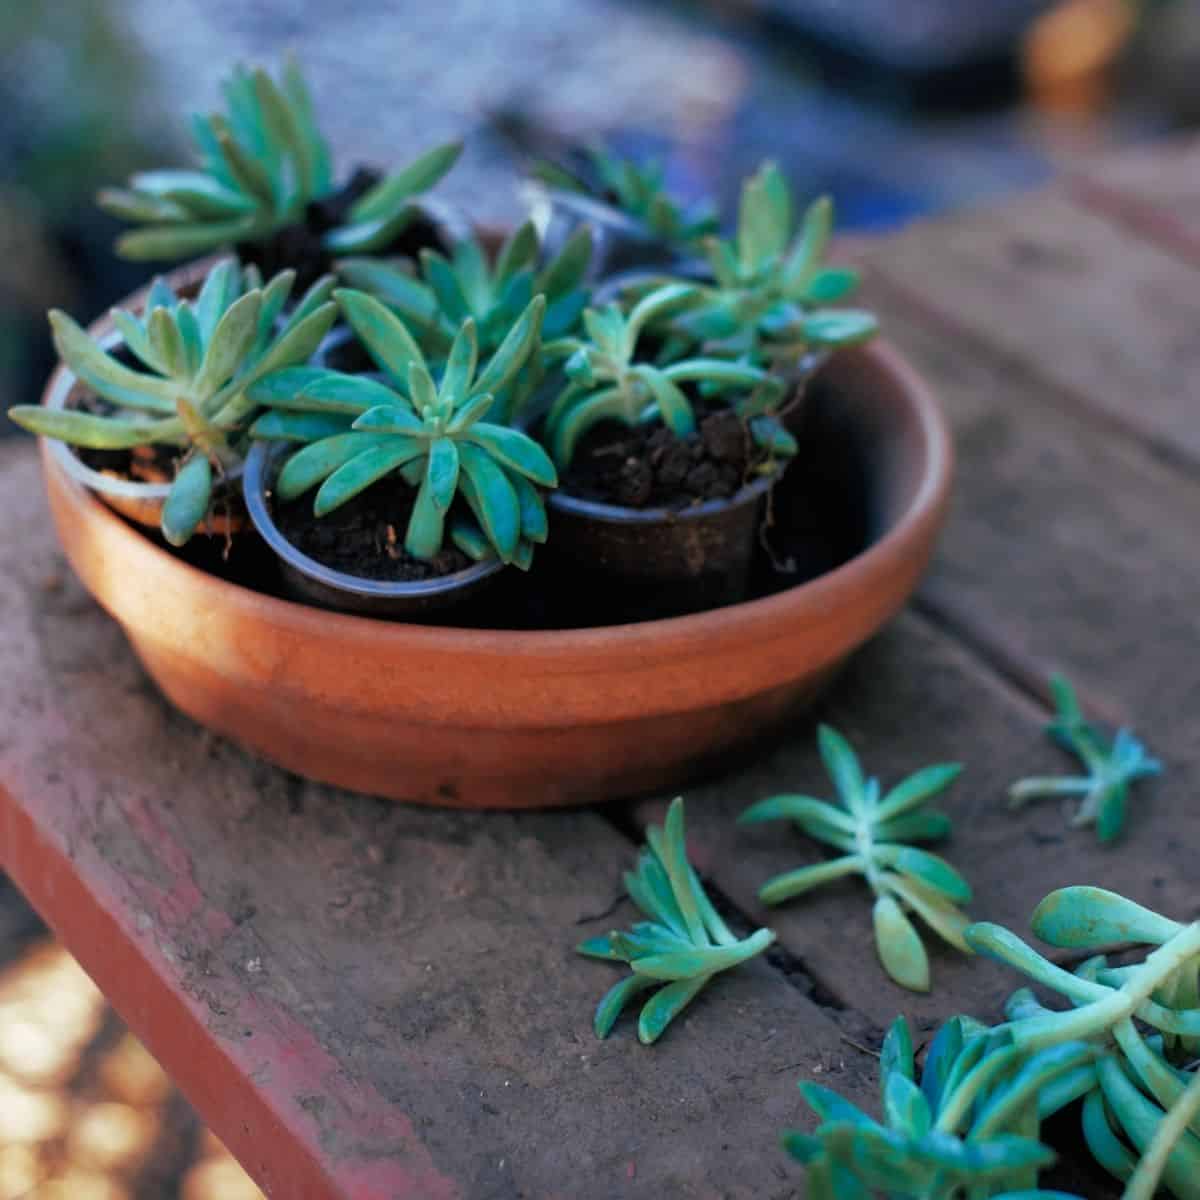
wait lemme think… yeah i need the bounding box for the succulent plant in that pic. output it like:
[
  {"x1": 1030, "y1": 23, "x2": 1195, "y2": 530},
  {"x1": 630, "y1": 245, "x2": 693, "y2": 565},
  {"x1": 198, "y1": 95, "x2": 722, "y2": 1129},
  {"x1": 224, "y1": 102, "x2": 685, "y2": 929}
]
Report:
[
  {"x1": 662, "y1": 162, "x2": 878, "y2": 365},
  {"x1": 782, "y1": 887, "x2": 1200, "y2": 1197},
  {"x1": 9, "y1": 258, "x2": 336, "y2": 544},
  {"x1": 533, "y1": 146, "x2": 718, "y2": 247},
  {"x1": 966, "y1": 888, "x2": 1200, "y2": 1197},
  {"x1": 541, "y1": 282, "x2": 789, "y2": 470},
  {"x1": 1009, "y1": 675, "x2": 1161, "y2": 842},
  {"x1": 98, "y1": 57, "x2": 461, "y2": 262},
  {"x1": 247, "y1": 290, "x2": 553, "y2": 566},
  {"x1": 740, "y1": 725, "x2": 971, "y2": 992},
  {"x1": 786, "y1": 1013, "x2": 1091, "y2": 1199},
  {"x1": 577, "y1": 797, "x2": 775, "y2": 1045},
  {"x1": 337, "y1": 221, "x2": 592, "y2": 422}
]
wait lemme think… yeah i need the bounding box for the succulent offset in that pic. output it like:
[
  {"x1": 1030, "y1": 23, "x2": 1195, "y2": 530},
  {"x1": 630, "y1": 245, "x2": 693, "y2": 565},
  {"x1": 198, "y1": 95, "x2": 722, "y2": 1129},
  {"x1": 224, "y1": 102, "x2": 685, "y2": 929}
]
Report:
[
  {"x1": 534, "y1": 146, "x2": 718, "y2": 247},
  {"x1": 9, "y1": 258, "x2": 336, "y2": 544},
  {"x1": 787, "y1": 1013, "x2": 1090, "y2": 1199},
  {"x1": 542, "y1": 282, "x2": 790, "y2": 470},
  {"x1": 1009, "y1": 674, "x2": 1161, "y2": 842},
  {"x1": 666, "y1": 162, "x2": 878, "y2": 364},
  {"x1": 248, "y1": 290, "x2": 553, "y2": 566},
  {"x1": 577, "y1": 797, "x2": 775, "y2": 1045},
  {"x1": 338, "y1": 222, "x2": 592, "y2": 422},
  {"x1": 740, "y1": 725, "x2": 971, "y2": 992},
  {"x1": 98, "y1": 57, "x2": 461, "y2": 261}
]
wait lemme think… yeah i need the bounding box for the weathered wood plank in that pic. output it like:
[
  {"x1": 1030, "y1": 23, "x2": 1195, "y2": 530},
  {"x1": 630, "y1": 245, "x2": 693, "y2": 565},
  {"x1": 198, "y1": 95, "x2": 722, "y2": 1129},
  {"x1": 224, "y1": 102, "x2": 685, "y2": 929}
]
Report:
[
  {"x1": 1070, "y1": 134, "x2": 1200, "y2": 263},
  {"x1": 0, "y1": 440, "x2": 877, "y2": 1199},
  {"x1": 861, "y1": 270, "x2": 1200, "y2": 752},
  {"x1": 867, "y1": 185, "x2": 1200, "y2": 466}
]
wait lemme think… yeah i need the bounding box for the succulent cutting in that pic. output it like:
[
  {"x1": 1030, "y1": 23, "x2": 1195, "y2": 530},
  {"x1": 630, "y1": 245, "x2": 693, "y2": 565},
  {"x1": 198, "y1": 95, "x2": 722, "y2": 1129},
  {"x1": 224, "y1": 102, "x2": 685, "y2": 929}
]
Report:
[
  {"x1": 541, "y1": 281, "x2": 790, "y2": 470},
  {"x1": 9, "y1": 258, "x2": 336, "y2": 544},
  {"x1": 337, "y1": 222, "x2": 592, "y2": 422},
  {"x1": 1009, "y1": 674, "x2": 1161, "y2": 842},
  {"x1": 577, "y1": 797, "x2": 775, "y2": 1045},
  {"x1": 248, "y1": 289, "x2": 553, "y2": 566},
  {"x1": 740, "y1": 725, "x2": 971, "y2": 992},
  {"x1": 98, "y1": 57, "x2": 461, "y2": 262}
]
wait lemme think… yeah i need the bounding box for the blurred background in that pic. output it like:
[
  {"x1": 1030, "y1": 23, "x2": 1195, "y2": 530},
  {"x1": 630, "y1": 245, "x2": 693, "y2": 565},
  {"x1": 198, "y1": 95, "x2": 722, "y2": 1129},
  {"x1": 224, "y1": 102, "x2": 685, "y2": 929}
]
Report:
[{"x1": 0, "y1": 0, "x2": 1197, "y2": 1193}]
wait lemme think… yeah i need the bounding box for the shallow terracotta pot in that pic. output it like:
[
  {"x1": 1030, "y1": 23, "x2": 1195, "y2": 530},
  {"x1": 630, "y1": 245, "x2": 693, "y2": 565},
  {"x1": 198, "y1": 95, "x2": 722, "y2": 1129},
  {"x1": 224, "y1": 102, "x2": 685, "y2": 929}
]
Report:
[{"x1": 37, "y1": 319, "x2": 953, "y2": 807}]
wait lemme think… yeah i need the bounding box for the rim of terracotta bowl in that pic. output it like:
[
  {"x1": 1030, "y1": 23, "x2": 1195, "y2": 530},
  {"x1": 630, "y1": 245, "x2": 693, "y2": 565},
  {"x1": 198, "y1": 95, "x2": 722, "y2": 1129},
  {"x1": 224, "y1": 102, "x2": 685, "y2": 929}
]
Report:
[
  {"x1": 242, "y1": 439, "x2": 504, "y2": 603},
  {"x1": 40, "y1": 335, "x2": 951, "y2": 651}
]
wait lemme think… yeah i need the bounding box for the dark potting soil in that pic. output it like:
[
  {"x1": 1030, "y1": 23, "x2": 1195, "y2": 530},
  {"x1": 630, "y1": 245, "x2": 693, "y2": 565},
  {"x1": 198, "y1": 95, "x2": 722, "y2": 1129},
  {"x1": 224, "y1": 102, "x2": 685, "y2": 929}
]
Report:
[
  {"x1": 560, "y1": 407, "x2": 765, "y2": 509},
  {"x1": 271, "y1": 475, "x2": 471, "y2": 582},
  {"x1": 70, "y1": 387, "x2": 187, "y2": 487},
  {"x1": 236, "y1": 166, "x2": 452, "y2": 292},
  {"x1": 78, "y1": 439, "x2": 179, "y2": 486}
]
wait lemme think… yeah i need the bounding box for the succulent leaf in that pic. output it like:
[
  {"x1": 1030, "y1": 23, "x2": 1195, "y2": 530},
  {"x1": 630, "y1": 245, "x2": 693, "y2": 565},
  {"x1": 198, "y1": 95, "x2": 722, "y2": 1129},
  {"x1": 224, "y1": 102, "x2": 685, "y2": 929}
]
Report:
[{"x1": 161, "y1": 454, "x2": 214, "y2": 547}]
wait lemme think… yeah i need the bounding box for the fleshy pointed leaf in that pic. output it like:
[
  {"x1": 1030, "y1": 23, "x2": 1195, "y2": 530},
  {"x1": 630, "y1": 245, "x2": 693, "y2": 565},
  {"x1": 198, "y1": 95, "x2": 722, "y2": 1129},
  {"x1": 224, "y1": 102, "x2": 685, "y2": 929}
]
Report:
[
  {"x1": 49, "y1": 310, "x2": 177, "y2": 412},
  {"x1": 873, "y1": 894, "x2": 929, "y2": 992},
  {"x1": 817, "y1": 724, "x2": 866, "y2": 812},
  {"x1": 195, "y1": 291, "x2": 262, "y2": 394},
  {"x1": 637, "y1": 975, "x2": 708, "y2": 1045},
  {"x1": 7, "y1": 406, "x2": 171, "y2": 450},
  {"x1": 335, "y1": 289, "x2": 427, "y2": 384},
  {"x1": 876, "y1": 764, "x2": 963, "y2": 822},
  {"x1": 161, "y1": 454, "x2": 213, "y2": 546},
  {"x1": 440, "y1": 319, "x2": 478, "y2": 404},
  {"x1": 250, "y1": 367, "x2": 399, "y2": 414},
  {"x1": 594, "y1": 975, "x2": 658, "y2": 1040},
  {"x1": 462, "y1": 423, "x2": 556, "y2": 487},
  {"x1": 313, "y1": 438, "x2": 425, "y2": 516},
  {"x1": 473, "y1": 295, "x2": 545, "y2": 399},
  {"x1": 1031, "y1": 887, "x2": 1181, "y2": 949},
  {"x1": 456, "y1": 442, "x2": 521, "y2": 560},
  {"x1": 275, "y1": 432, "x2": 394, "y2": 500},
  {"x1": 348, "y1": 140, "x2": 463, "y2": 224}
]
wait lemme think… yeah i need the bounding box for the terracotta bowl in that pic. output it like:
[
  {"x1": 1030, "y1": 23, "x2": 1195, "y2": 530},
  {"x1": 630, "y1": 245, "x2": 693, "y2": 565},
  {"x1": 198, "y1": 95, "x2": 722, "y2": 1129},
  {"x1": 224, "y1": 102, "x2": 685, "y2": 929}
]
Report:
[{"x1": 37, "y1": 302, "x2": 952, "y2": 808}]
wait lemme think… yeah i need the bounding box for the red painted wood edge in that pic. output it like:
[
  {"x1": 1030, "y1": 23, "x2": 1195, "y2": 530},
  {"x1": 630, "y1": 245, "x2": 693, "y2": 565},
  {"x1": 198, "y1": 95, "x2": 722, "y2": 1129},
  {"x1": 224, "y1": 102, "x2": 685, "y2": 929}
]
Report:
[{"x1": 0, "y1": 768, "x2": 458, "y2": 1200}]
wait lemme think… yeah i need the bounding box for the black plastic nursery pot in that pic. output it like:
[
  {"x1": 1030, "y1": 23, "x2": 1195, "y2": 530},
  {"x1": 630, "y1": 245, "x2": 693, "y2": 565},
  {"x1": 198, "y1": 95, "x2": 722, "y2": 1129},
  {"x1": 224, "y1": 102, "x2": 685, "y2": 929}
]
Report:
[
  {"x1": 544, "y1": 467, "x2": 780, "y2": 625},
  {"x1": 242, "y1": 441, "x2": 504, "y2": 621}
]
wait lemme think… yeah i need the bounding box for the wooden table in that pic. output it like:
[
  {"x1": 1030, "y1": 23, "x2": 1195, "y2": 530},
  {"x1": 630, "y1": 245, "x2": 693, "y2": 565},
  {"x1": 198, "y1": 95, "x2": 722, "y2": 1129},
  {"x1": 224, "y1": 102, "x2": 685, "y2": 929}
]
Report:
[{"x1": 3, "y1": 135, "x2": 1199, "y2": 1199}]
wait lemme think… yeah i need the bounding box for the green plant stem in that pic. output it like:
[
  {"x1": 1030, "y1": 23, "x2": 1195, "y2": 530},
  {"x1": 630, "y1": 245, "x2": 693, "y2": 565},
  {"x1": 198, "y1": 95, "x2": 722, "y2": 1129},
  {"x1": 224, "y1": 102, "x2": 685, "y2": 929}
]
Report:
[
  {"x1": 1014, "y1": 923, "x2": 1200, "y2": 1051},
  {"x1": 1123, "y1": 1069, "x2": 1200, "y2": 1200}
]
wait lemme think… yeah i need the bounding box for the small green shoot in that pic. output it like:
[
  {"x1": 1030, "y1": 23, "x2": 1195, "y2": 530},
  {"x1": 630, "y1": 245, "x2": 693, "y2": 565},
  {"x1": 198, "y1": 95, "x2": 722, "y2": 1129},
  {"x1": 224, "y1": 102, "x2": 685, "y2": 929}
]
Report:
[
  {"x1": 577, "y1": 797, "x2": 774, "y2": 1044},
  {"x1": 542, "y1": 282, "x2": 787, "y2": 469},
  {"x1": 1009, "y1": 675, "x2": 1161, "y2": 842}
]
